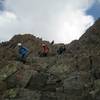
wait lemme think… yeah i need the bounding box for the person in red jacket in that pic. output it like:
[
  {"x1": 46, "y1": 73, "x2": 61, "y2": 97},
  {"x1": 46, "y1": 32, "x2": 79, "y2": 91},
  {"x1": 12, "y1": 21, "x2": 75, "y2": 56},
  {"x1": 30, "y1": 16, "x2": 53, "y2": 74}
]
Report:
[{"x1": 42, "y1": 43, "x2": 49, "y2": 57}]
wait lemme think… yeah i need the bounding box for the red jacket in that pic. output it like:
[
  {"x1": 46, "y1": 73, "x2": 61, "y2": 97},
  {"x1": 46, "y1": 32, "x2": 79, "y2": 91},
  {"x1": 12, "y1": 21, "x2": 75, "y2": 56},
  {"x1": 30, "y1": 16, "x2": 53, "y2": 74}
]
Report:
[{"x1": 42, "y1": 45, "x2": 49, "y2": 53}]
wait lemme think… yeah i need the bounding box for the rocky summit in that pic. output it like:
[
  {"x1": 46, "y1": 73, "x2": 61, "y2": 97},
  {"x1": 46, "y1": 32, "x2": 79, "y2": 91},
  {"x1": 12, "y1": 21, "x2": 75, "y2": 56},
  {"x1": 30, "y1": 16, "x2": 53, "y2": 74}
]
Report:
[{"x1": 0, "y1": 18, "x2": 100, "y2": 100}]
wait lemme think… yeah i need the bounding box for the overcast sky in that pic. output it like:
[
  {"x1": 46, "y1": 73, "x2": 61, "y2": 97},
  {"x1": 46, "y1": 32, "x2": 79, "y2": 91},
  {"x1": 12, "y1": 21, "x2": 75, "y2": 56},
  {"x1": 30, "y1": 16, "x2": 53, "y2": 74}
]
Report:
[{"x1": 0, "y1": 0, "x2": 100, "y2": 43}]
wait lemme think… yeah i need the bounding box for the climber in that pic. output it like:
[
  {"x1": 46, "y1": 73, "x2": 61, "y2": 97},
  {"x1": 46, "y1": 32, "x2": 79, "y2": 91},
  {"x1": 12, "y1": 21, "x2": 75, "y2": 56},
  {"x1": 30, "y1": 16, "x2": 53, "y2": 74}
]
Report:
[
  {"x1": 41, "y1": 43, "x2": 49, "y2": 57},
  {"x1": 57, "y1": 45, "x2": 66, "y2": 55},
  {"x1": 17, "y1": 43, "x2": 29, "y2": 63}
]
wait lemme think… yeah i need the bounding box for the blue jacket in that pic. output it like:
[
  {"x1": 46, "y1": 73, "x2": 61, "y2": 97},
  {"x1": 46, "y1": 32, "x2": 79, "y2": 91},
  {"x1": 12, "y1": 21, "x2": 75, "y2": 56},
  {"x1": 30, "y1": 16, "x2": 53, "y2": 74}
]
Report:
[{"x1": 19, "y1": 46, "x2": 29, "y2": 56}]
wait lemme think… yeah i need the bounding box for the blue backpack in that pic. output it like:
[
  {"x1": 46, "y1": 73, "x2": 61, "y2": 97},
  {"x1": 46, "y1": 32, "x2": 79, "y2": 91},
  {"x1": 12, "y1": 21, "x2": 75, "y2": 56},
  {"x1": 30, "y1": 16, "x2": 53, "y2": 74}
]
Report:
[{"x1": 19, "y1": 46, "x2": 29, "y2": 56}]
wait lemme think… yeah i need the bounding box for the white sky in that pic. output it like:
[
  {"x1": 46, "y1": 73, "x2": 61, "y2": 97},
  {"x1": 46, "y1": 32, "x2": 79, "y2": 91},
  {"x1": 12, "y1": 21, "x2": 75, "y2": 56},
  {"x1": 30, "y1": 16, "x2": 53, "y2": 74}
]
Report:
[{"x1": 0, "y1": 0, "x2": 96, "y2": 43}]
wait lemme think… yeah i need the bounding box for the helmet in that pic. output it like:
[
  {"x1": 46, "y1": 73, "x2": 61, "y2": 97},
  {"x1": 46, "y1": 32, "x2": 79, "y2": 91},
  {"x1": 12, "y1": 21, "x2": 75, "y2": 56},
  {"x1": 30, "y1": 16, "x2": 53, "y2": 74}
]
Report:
[
  {"x1": 17, "y1": 43, "x2": 22, "y2": 46},
  {"x1": 42, "y1": 43, "x2": 45, "y2": 47}
]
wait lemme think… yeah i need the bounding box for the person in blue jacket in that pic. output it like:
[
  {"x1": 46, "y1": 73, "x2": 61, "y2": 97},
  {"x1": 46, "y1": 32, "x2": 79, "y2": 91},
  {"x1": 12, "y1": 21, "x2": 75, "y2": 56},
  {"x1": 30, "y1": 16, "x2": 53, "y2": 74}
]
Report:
[{"x1": 17, "y1": 43, "x2": 29, "y2": 63}]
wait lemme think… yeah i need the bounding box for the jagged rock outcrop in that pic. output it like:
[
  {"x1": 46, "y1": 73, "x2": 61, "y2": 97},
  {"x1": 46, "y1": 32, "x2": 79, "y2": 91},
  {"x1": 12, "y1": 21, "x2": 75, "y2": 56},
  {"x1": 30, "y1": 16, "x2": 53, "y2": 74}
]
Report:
[{"x1": 0, "y1": 18, "x2": 100, "y2": 100}]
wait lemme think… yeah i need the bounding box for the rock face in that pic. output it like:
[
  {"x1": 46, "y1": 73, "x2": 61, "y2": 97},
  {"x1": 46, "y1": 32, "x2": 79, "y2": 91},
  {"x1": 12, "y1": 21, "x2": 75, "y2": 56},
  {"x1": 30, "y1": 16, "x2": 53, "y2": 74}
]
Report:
[{"x1": 0, "y1": 18, "x2": 100, "y2": 100}]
